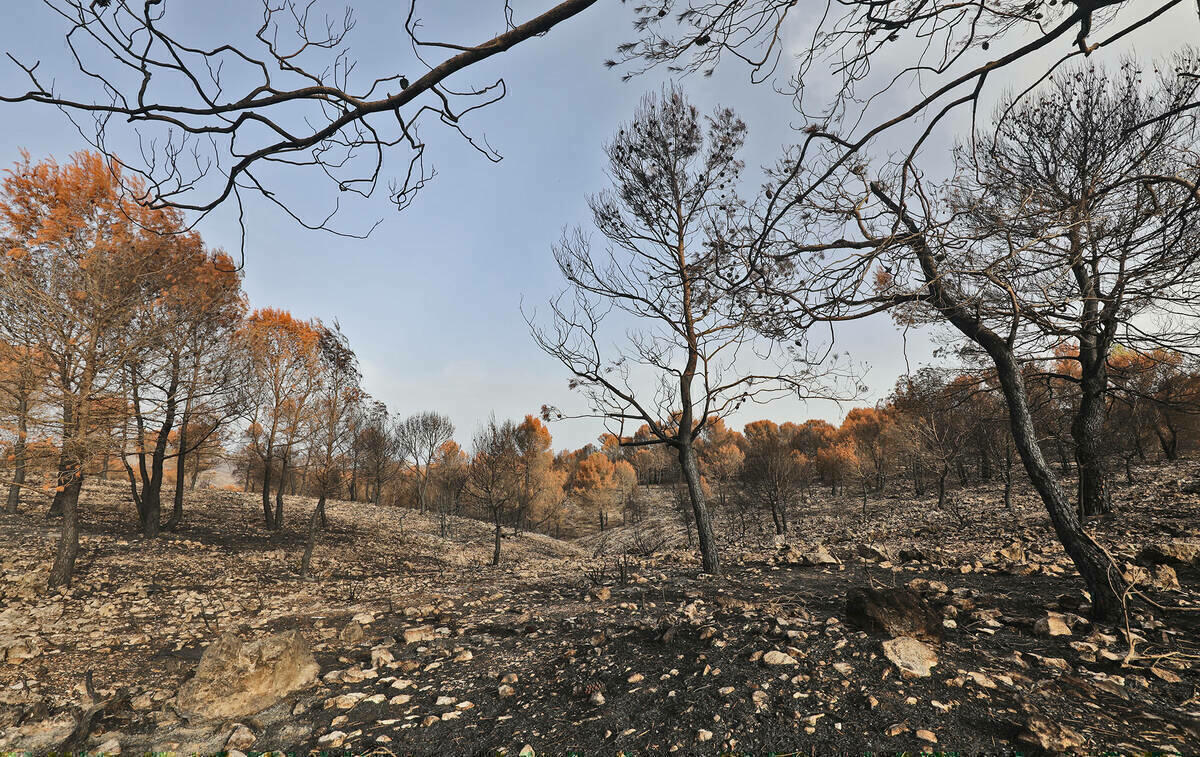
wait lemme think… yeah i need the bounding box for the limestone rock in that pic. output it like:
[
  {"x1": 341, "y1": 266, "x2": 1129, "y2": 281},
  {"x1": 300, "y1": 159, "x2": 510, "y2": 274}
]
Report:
[
  {"x1": 175, "y1": 631, "x2": 319, "y2": 720},
  {"x1": 402, "y1": 626, "x2": 436, "y2": 644},
  {"x1": 339, "y1": 620, "x2": 364, "y2": 644},
  {"x1": 845, "y1": 586, "x2": 943, "y2": 643},
  {"x1": 762, "y1": 650, "x2": 799, "y2": 666},
  {"x1": 1137, "y1": 541, "x2": 1200, "y2": 567},
  {"x1": 1019, "y1": 714, "x2": 1085, "y2": 752},
  {"x1": 225, "y1": 724, "x2": 256, "y2": 751},
  {"x1": 881, "y1": 636, "x2": 938, "y2": 678},
  {"x1": 1034, "y1": 612, "x2": 1072, "y2": 637}
]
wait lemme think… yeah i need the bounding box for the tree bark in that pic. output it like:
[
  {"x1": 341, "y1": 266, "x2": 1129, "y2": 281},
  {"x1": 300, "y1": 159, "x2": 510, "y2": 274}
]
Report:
[
  {"x1": 166, "y1": 404, "x2": 189, "y2": 532},
  {"x1": 937, "y1": 465, "x2": 949, "y2": 510},
  {"x1": 48, "y1": 463, "x2": 83, "y2": 587},
  {"x1": 5, "y1": 395, "x2": 28, "y2": 513},
  {"x1": 1073, "y1": 369, "x2": 1113, "y2": 518},
  {"x1": 300, "y1": 495, "x2": 324, "y2": 579},
  {"x1": 273, "y1": 452, "x2": 288, "y2": 530},
  {"x1": 769, "y1": 499, "x2": 786, "y2": 536},
  {"x1": 261, "y1": 445, "x2": 273, "y2": 528},
  {"x1": 679, "y1": 443, "x2": 719, "y2": 574},
  {"x1": 871, "y1": 181, "x2": 1123, "y2": 619},
  {"x1": 1003, "y1": 442, "x2": 1014, "y2": 511},
  {"x1": 492, "y1": 509, "x2": 502, "y2": 566}
]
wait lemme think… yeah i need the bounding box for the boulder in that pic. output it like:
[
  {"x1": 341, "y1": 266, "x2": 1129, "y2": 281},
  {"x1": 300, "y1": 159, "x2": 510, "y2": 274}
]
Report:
[
  {"x1": 881, "y1": 636, "x2": 938, "y2": 678},
  {"x1": 845, "y1": 587, "x2": 943, "y2": 643},
  {"x1": 176, "y1": 631, "x2": 319, "y2": 720},
  {"x1": 1137, "y1": 541, "x2": 1200, "y2": 567}
]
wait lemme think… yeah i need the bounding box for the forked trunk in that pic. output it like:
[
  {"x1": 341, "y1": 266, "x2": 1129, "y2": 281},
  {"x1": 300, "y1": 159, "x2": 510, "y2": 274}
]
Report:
[{"x1": 994, "y1": 353, "x2": 1123, "y2": 619}]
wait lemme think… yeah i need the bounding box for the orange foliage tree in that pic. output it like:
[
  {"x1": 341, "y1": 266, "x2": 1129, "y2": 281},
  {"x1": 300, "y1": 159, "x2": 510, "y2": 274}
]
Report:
[{"x1": 240, "y1": 307, "x2": 322, "y2": 530}]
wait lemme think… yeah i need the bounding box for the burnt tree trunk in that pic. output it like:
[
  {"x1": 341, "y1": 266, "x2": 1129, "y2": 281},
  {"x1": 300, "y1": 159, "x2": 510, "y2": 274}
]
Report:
[
  {"x1": 679, "y1": 442, "x2": 719, "y2": 574},
  {"x1": 1073, "y1": 368, "x2": 1113, "y2": 518},
  {"x1": 273, "y1": 451, "x2": 289, "y2": 530},
  {"x1": 260, "y1": 443, "x2": 273, "y2": 528},
  {"x1": 48, "y1": 458, "x2": 83, "y2": 587},
  {"x1": 871, "y1": 181, "x2": 1123, "y2": 620},
  {"x1": 300, "y1": 495, "x2": 325, "y2": 579},
  {"x1": 5, "y1": 395, "x2": 28, "y2": 513},
  {"x1": 492, "y1": 508, "x2": 502, "y2": 566}
]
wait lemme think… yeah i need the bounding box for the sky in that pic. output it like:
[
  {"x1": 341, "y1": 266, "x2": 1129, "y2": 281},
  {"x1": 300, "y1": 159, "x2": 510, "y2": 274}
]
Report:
[{"x1": 0, "y1": 1, "x2": 1196, "y2": 451}]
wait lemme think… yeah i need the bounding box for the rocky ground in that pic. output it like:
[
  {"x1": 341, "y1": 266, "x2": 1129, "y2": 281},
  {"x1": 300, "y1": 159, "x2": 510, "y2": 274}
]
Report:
[{"x1": 1, "y1": 464, "x2": 1198, "y2": 755}]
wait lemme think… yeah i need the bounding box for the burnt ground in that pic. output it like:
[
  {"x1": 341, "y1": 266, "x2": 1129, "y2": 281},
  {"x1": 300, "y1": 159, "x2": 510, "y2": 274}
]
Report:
[{"x1": 1, "y1": 463, "x2": 1198, "y2": 756}]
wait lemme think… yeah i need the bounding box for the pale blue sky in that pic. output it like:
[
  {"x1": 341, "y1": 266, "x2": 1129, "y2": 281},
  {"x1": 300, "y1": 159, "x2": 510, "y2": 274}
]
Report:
[{"x1": 2, "y1": 1, "x2": 1195, "y2": 450}]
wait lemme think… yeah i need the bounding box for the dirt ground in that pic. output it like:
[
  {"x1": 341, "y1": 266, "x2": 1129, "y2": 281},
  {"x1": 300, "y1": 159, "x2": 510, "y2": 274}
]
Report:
[{"x1": 1, "y1": 463, "x2": 1198, "y2": 755}]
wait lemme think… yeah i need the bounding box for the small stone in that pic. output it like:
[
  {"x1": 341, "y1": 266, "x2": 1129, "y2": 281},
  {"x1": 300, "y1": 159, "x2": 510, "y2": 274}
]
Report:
[
  {"x1": 916, "y1": 729, "x2": 937, "y2": 743},
  {"x1": 519, "y1": 746, "x2": 535, "y2": 757},
  {"x1": 882, "y1": 636, "x2": 938, "y2": 678},
  {"x1": 325, "y1": 693, "x2": 366, "y2": 710},
  {"x1": 589, "y1": 586, "x2": 612, "y2": 601},
  {"x1": 370, "y1": 646, "x2": 394, "y2": 667},
  {"x1": 453, "y1": 649, "x2": 473, "y2": 662},
  {"x1": 589, "y1": 691, "x2": 606, "y2": 706},
  {"x1": 885, "y1": 723, "x2": 908, "y2": 737},
  {"x1": 96, "y1": 736, "x2": 121, "y2": 754},
  {"x1": 131, "y1": 692, "x2": 154, "y2": 711},
  {"x1": 498, "y1": 684, "x2": 516, "y2": 698},
  {"x1": 832, "y1": 662, "x2": 852, "y2": 676},
  {"x1": 389, "y1": 694, "x2": 412, "y2": 706},
  {"x1": 627, "y1": 673, "x2": 644, "y2": 683},
  {"x1": 225, "y1": 724, "x2": 255, "y2": 751},
  {"x1": 762, "y1": 650, "x2": 799, "y2": 666},
  {"x1": 317, "y1": 731, "x2": 347, "y2": 748},
  {"x1": 697, "y1": 729, "x2": 713, "y2": 742},
  {"x1": 435, "y1": 695, "x2": 456, "y2": 706},
  {"x1": 1034, "y1": 612, "x2": 1072, "y2": 637},
  {"x1": 402, "y1": 626, "x2": 436, "y2": 644},
  {"x1": 422, "y1": 715, "x2": 440, "y2": 727},
  {"x1": 339, "y1": 621, "x2": 364, "y2": 644},
  {"x1": 1020, "y1": 714, "x2": 1085, "y2": 751},
  {"x1": 1153, "y1": 564, "x2": 1180, "y2": 591}
]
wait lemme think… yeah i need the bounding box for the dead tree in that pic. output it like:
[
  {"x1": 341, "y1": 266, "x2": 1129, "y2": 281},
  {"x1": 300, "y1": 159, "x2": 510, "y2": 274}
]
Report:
[
  {"x1": 396, "y1": 412, "x2": 455, "y2": 516},
  {"x1": 529, "y1": 88, "x2": 850, "y2": 575},
  {"x1": 0, "y1": 0, "x2": 600, "y2": 248}
]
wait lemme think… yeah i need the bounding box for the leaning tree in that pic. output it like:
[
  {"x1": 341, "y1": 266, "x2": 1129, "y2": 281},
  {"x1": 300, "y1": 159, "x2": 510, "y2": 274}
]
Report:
[{"x1": 761, "y1": 62, "x2": 1200, "y2": 619}]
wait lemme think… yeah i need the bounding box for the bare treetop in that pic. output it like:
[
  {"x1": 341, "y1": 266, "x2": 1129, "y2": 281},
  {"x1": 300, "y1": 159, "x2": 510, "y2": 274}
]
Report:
[{"x1": 2, "y1": 0, "x2": 598, "y2": 244}]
